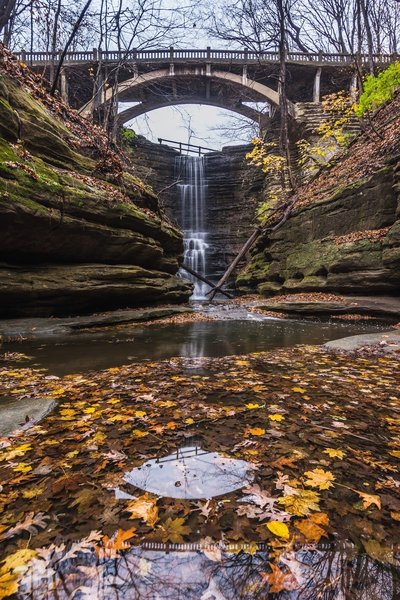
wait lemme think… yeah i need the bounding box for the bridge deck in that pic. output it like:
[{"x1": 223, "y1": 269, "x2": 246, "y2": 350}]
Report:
[{"x1": 16, "y1": 48, "x2": 395, "y2": 67}]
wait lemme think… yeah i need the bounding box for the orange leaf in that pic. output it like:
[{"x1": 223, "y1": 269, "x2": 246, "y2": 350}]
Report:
[{"x1": 261, "y1": 563, "x2": 299, "y2": 593}]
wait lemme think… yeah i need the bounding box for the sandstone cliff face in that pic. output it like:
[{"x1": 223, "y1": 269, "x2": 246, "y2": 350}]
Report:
[
  {"x1": 0, "y1": 71, "x2": 191, "y2": 317},
  {"x1": 238, "y1": 96, "x2": 400, "y2": 296}
]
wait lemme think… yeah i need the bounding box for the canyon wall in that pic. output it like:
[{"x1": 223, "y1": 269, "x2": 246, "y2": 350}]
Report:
[
  {"x1": 0, "y1": 67, "x2": 191, "y2": 317},
  {"x1": 238, "y1": 97, "x2": 400, "y2": 296}
]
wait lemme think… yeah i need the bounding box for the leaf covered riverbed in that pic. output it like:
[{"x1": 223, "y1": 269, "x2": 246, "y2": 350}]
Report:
[{"x1": 0, "y1": 345, "x2": 399, "y2": 598}]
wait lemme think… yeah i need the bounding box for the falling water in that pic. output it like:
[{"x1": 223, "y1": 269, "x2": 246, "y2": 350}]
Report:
[{"x1": 176, "y1": 155, "x2": 209, "y2": 300}]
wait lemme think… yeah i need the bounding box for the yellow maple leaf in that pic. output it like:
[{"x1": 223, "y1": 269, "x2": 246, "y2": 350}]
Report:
[
  {"x1": 323, "y1": 448, "x2": 345, "y2": 459},
  {"x1": 185, "y1": 418, "x2": 194, "y2": 425},
  {"x1": 357, "y1": 491, "x2": 381, "y2": 510},
  {"x1": 245, "y1": 403, "x2": 260, "y2": 409},
  {"x1": 132, "y1": 429, "x2": 148, "y2": 438},
  {"x1": 268, "y1": 414, "x2": 285, "y2": 422},
  {"x1": 266, "y1": 521, "x2": 290, "y2": 539},
  {"x1": 304, "y1": 468, "x2": 335, "y2": 490},
  {"x1": 292, "y1": 387, "x2": 306, "y2": 394},
  {"x1": 247, "y1": 427, "x2": 265, "y2": 436},
  {"x1": 13, "y1": 463, "x2": 32, "y2": 474},
  {"x1": 278, "y1": 489, "x2": 320, "y2": 516},
  {"x1": 22, "y1": 487, "x2": 44, "y2": 499},
  {"x1": 134, "y1": 411, "x2": 147, "y2": 418}
]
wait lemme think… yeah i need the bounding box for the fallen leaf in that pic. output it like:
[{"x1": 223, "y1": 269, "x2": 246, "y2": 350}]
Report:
[
  {"x1": 357, "y1": 491, "x2": 381, "y2": 510},
  {"x1": 323, "y1": 448, "x2": 345, "y2": 459},
  {"x1": 279, "y1": 489, "x2": 320, "y2": 516},
  {"x1": 247, "y1": 427, "x2": 265, "y2": 436},
  {"x1": 266, "y1": 521, "x2": 290, "y2": 539},
  {"x1": 125, "y1": 494, "x2": 159, "y2": 526},
  {"x1": 261, "y1": 563, "x2": 299, "y2": 593},
  {"x1": 304, "y1": 468, "x2": 335, "y2": 490},
  {"x1": 156, "y1": 517, "x2": 191, "y2": 544},
  {"x1": 268, "y1": 414, "x2": 285, "y2": 422}
]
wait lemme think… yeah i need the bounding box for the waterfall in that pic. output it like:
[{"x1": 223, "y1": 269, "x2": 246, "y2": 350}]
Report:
[{"x1": 176, "y1": 155, "x2": 209, "y2": 300}]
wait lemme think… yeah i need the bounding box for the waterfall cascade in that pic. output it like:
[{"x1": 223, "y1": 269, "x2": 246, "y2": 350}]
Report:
[{"x1": 175, "y1": 155, "x2": 210, "y2": 300}]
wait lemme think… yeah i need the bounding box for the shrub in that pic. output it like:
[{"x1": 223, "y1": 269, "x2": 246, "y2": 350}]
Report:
[{"x1": 356, "y1": 62, "x2": 400, "y2": 116}]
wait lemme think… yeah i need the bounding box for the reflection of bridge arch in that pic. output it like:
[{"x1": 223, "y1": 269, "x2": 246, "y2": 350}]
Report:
[{"x1": 81, "y1": 67, "x2": 295, "y2": 123}]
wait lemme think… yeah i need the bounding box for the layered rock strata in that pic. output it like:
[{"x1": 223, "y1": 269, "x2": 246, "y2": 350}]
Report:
[{"x1": 0, "y1": 72, "x2": 191, "y2": 317}]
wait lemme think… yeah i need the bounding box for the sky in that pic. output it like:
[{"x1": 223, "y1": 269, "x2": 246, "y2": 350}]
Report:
[{"x1": 120, "y1": 104, "x2": 256, "y2": 150}]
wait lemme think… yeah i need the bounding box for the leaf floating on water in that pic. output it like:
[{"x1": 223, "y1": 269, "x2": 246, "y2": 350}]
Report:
[
  {"x1": 0, "y1": 512, "x2": 48, "y2": 541},
  {"x1": 0, "y1": 548, "x2": 37, "y2": 599},
  {"x1": 357, "y1": 491, "x2": 381, "y2": 510},
  {"x1": 268, "y1": 414, "x2": 285, "y2": 422},
  {"x1": 156, "y1": 517, "x2": 191, "y2": 544},
  {"x1": 96, "y1": 528, "x2": 136, "y2": 559},
  {"x1": 261, "y1": 563, "x2": 299, "y2": 593},
  {"x1": 362, "y1": 539, "x2": 397, "y2": 565},
  {"x1": 294, "y1": 513, "x2": 329, "y2": 543},
  {"x1": 388, "y1": 450, "x2": 400, "y2": 458},
  {"x1": 266, "y1": 521, "x2": 290, "y2": 539},
  {"x1": 125, "y1": 494, "x2": 159, "y2": 526},
  {"x1": 323, "y1": 448, "x2": 345, "y2": 459},
  {"x1": 279, "y1": 489, "x2": 320, "y2": 516},
  {"x1": 304, "y1": 468, "x2": 335, "y2": 490},
  {"x1": 247, "y1": 427, "x2": 265, "y2": 436}
]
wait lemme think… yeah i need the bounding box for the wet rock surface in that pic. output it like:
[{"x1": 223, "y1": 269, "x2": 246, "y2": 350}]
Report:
[{"x1": 0, "y1": 396, "x2": 55, "y2": 436}]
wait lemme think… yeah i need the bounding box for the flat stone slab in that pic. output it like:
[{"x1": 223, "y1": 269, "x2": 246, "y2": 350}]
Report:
[
  {"x1": 0, "y1": 396, "x2": 55, "y2": 436},
  {"x1": 325, "y1": 330, "x2": 400, "y2": 353},
  {"x1": 0, "y1": 306, "x2": 192, "y2": 341},
  {"x1": 255, "y1": 296, "x2": 400, "y2": 318}
]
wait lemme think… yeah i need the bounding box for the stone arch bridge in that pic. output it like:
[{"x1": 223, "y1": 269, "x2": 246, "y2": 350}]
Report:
[{"x1": 18, "y1": 47, "x2": 395, "y2": 129}]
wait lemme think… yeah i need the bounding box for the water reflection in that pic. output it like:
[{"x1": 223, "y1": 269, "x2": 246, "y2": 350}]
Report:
[
  {"x1": 18, "y1": 541, "x2": 400, "y2": 599},
  {"x1": 123, "y1": 446, "x2": 254, "y2": 499},
  {"x1": 3, "y1": 319, "x2": 388, "y2": 376}
]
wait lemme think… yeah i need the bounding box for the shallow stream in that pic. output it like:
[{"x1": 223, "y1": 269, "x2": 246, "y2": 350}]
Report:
[{"x1": 0, "y1": 311, "x2": 399, "y2": 599}]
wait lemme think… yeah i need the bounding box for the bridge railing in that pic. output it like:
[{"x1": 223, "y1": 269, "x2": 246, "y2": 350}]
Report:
[
  {"x1": 158, "y1": 138, "x2": 218, "y2": 155},
  {"x1": 15, "y1": 47, "x2": 396, "y2": 67}
]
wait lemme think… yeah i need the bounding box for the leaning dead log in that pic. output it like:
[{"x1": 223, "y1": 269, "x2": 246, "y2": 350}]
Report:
[
  {"x1": 207, "y1": 198, "x2": 297, "y2": 301},
  {"x1": 180, "y1": 264, "x2": 233, "y2": 299}
]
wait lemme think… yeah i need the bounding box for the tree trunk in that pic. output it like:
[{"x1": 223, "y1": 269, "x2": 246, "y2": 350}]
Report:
[
  {"x1": 360, "y1": 0, "x2": 375, "y2": 74},
  {"x1": 277, "y1": 0, "x2": 295, "y2": 191},
  {"x1": 0, "y1": 0, "x2": 16, "y2": 34},
  {"x1": 50, "y1": 0, "x2": 93, "y2": 95}
]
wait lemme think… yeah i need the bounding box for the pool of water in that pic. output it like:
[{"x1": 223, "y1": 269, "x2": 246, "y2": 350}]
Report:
[{"x1": 3, "y1": 317, "x2": 388, "y2": 375}]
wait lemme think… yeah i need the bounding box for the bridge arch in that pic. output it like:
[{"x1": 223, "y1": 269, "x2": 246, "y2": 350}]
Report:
[
  {"x1": 117, "y1": 98, "x2": 270, "y2": 128},
  {"x1": 81, "y1": 68, "x2": 295, "y2": 121}
]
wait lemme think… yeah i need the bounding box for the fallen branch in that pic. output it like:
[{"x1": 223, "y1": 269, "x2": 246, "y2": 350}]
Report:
[
  {"x1": 207, "y1": 197, "x2": 297, "y2": 301},
  {"x1": 181, "y1": 264, "x2": 233, "y2": 299}
]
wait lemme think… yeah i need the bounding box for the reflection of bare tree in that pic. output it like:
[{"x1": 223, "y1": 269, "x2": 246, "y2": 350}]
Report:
[{"x1": 18, "y1": 541, "x2": 399, "y2": 600}]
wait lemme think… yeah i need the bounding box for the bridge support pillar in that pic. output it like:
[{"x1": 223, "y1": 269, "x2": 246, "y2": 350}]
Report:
[
  {"x1": 242, "y1": 64, "x2": 248, "y2": 86},
  {"x1": 313, "y1": 67, "x2": 322, "y2": 103},
  {"x1": 350, "y1": 72, "x2": 358, "y2": 102},
  {"x1": 60, "y1": 68, "x2": 69, "y2": 103}
]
